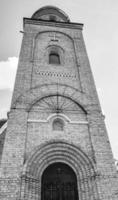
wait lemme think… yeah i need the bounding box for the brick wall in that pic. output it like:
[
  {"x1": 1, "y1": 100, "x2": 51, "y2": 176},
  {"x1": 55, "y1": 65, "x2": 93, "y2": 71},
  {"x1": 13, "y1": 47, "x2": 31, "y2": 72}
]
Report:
[{"x1": 0, "y1": 9, "x2": 118, "y2": 200}]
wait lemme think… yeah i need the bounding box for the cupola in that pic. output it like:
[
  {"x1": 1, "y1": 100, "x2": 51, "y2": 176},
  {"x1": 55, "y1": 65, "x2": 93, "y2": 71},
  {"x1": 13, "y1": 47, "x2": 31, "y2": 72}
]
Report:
[{"x1": 31, "y1": 6, "x2": 70, "y2": 22}]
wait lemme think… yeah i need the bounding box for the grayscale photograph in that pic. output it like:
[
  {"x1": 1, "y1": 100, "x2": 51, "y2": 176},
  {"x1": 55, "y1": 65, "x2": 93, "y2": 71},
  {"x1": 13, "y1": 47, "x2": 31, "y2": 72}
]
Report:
[{"x1": 0, "y1": 0, "x2": 118, "y2": 199}]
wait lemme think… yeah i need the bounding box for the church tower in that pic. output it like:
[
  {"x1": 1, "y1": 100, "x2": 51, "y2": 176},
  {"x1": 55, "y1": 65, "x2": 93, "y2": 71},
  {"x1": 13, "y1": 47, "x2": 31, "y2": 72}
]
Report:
[{"x1": 0, "y1": 6, "x2": 118, "y2": 200}]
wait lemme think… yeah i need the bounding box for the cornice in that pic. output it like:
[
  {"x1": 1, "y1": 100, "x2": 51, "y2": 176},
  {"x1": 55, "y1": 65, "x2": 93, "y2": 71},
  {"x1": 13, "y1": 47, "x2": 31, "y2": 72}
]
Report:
[{"x1": 23, "y1": 18, "x2": 84, "y2": 30}]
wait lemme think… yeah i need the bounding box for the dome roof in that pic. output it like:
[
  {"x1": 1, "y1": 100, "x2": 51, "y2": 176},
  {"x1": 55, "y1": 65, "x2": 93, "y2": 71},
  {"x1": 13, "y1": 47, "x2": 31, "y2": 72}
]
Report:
[{"x1": 31, "y1": 6, "x2": 70, "y2": 22}]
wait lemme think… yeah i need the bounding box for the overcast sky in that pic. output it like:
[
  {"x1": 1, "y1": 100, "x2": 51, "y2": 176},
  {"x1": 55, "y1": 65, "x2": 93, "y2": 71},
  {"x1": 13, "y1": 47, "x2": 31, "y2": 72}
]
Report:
[{"x1": 0, "y1": 0, "x2": 118, "y2": 159}]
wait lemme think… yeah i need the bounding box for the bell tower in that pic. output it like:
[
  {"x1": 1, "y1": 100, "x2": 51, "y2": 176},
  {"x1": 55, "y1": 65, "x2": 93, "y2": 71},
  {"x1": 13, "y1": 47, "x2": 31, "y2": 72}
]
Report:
[{"x1": 0, "y1": 6, "x2": 118, "y2": 200}]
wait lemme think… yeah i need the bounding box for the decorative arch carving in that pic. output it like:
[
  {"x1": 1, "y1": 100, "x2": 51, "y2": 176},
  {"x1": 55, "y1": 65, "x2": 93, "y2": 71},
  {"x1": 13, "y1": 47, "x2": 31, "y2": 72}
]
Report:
[
  {"x1": 34, "y1": 30, "x2": 73, "y2": 42},
  {"x1": 12, "y1": 84, "x2": 93, "y2": 113},
  {"x1": 20, "y1": 141, "x2": 99, "y2": 200}
]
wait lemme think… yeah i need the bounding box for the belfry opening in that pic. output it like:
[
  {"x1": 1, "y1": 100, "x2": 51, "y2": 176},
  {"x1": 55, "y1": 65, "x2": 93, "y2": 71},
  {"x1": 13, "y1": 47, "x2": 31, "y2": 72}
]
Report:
[{"x1": 41, "y1": 162, "x2": 78, "y2": 200}]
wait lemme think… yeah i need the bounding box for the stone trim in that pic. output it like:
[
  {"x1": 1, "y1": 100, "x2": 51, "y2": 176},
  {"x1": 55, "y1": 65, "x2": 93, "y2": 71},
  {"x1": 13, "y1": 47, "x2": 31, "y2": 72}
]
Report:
[
  {"x1": 20, "y1": 141, "x2": 99, "y2": 200},
  {"x1": 12, "y1": 83, "x2": 95, "y2": 113},
  {"x1": 28, "y1": 119, "x2": 88, "y2": 125},
  {"x1": 24, "y1": 18, "x2": 83, "y2": 30}
]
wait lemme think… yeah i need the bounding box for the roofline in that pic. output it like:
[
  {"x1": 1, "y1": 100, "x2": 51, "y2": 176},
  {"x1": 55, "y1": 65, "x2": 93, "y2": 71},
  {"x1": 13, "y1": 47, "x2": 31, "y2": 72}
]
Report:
[{"x1": 23, "y1": 17, "x2": 84, "y2": 30}]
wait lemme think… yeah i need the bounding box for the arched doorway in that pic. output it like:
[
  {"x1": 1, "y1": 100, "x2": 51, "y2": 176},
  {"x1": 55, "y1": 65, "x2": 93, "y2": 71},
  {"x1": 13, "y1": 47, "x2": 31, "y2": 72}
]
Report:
[{"x1": 41, "y1": 162, "x2": 78, "y2": 200}]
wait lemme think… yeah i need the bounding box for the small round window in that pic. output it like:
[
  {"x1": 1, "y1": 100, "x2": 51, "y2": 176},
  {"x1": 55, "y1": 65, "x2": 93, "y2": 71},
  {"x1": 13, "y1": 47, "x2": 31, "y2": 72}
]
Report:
[{"x1": 53, "y1": 118, "x2": 64, "y2": 131}]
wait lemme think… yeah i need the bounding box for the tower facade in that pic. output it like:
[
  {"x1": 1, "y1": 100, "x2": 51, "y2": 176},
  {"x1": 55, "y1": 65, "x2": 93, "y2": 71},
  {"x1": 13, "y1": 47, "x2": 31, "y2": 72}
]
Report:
[{"x1": 0, "y1": 6, "x2": 118, "y2": 200}]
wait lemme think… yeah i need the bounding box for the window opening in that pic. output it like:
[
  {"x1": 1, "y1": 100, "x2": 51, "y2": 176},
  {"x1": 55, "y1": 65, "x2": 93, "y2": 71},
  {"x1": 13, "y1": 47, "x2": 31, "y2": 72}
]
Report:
[
  {"x1": 53, "y1": 118, "x2": 64, "y2": 131},
  {"x1": 50, "y1": 15, "x2": 56, "y2": 21},
  {"x1": 49, "y1": 52, "x2": 60, "y2": 65}
]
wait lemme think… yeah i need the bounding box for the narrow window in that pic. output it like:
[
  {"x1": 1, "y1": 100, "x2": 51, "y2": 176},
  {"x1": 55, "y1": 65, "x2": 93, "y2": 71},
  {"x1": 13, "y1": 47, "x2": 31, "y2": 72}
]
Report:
[
  {"x1": 49, "y1": 52, "x2": 60, "y2": 64},
  {"x1": 49, "y1": 15, "x2": 56, "y2": 21},
  {"x1": 53, "y1": 118, "x2": 64, "y2": 131}
]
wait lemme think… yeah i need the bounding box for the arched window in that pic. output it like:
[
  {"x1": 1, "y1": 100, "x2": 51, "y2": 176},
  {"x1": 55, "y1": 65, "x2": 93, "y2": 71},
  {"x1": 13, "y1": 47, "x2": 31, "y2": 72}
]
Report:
[
  {"x1": 53, "y1": 118, "x2": 64, "y2": 131},
  {"x1": 49, "y1": 15, "x2": 56, "y2": 21},
  {"x1": 49, "y1": 52, "x2": 60, "y2": 64}
]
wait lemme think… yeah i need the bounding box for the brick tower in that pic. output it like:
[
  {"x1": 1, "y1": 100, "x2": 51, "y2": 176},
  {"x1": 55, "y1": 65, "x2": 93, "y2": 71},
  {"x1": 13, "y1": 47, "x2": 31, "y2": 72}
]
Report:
[{"x1": 0, "y1": 6, "x2": 118, "y2": 200}]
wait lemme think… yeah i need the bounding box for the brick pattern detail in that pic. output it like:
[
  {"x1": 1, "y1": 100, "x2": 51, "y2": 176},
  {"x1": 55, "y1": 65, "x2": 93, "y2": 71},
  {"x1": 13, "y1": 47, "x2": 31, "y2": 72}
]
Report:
[{"x1": 36, "y1": 71, "x2": 76, "y2": 78}]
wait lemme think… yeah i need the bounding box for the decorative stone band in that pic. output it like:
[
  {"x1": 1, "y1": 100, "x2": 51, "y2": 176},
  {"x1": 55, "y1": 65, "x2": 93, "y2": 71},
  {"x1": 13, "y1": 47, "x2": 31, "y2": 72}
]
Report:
[
  {"x1": 27, "y1": 113, "x2": 88, "y2": 124},
  {"x1": 28, "y1": 119, "x2": 88, "y2": 124}
]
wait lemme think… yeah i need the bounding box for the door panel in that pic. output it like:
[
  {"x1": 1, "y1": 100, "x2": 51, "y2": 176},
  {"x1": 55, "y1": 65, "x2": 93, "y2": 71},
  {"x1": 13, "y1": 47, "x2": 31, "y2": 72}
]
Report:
[{"x1": 41, "y1": 163, "x2": 78, "y2": 200}]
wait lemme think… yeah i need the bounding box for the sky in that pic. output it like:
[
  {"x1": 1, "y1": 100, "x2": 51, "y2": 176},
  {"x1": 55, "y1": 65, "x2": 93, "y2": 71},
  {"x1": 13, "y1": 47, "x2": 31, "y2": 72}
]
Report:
[{"x1": 0, "y1": 0, "x2": 118, "y2": 159}]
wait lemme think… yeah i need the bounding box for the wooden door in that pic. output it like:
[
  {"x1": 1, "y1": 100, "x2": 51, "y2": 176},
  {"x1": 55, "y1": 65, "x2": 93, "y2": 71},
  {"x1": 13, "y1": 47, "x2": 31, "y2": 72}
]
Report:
[{"x1": 41, "y1": 163, "x2": 78, "y2": 200}]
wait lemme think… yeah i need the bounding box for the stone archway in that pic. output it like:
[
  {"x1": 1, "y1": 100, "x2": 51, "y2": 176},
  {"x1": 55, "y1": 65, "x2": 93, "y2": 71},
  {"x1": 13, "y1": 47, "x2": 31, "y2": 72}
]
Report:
[
  {"x1": 12, "y1": 83, "x2": 93, "y2": 113},
  {"x1": 20, "y1": 141, "x2": 99, "y2": 200}
]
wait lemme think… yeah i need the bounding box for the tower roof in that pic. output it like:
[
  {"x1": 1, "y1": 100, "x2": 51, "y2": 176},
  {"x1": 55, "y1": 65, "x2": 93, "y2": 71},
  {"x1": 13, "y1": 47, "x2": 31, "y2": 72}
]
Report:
[{"x1": 31, "y1": 6, "x2": 70, "y2": 22}]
